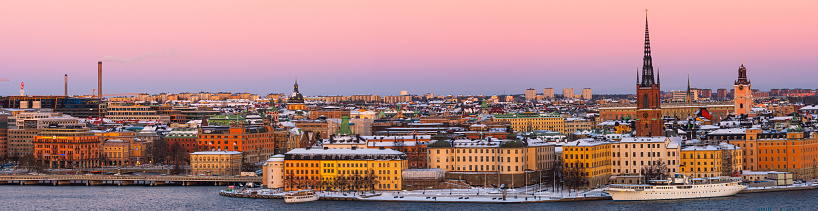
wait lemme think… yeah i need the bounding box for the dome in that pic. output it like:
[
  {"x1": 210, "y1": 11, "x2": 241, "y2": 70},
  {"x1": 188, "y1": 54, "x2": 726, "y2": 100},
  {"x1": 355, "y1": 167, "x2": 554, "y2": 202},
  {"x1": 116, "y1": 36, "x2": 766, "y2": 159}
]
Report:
[
  {"x1": 427, "y1": 140, "x2": 452, "y2": 148},
  {"x1": 267, "y1": 154, "x2": 285, "y2": 162}
]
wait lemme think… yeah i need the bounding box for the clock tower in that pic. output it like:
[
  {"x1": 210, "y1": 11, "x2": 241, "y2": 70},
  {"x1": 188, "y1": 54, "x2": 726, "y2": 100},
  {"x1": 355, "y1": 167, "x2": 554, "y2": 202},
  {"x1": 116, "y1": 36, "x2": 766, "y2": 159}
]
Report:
[
  {"x1": 635, "y1": 11, "x2": 663, "y2": 137},
  {"x1": 733, "y1": 63, "x2": 752, "y2": 115}
]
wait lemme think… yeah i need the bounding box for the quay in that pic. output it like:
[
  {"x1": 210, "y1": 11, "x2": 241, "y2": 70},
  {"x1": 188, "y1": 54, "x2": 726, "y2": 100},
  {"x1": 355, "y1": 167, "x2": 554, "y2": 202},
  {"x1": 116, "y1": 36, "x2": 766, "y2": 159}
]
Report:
[
  {"x1": 218, "y1": 189, "x2": 612, "y2": 203},
  {"x1": 0, "y1": 175, "x2": 261, "y2": 186}
]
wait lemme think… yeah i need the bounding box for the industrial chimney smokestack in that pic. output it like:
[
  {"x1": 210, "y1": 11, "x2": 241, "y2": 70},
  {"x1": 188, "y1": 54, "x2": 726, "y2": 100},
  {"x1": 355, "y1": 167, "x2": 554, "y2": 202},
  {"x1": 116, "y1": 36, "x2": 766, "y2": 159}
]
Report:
[
  {"x1": 64, "y1": 74, "x2": 68, "y2": 96},
  {"x1": 98, "y1": 61, "x2": 102, "y2": 99}
]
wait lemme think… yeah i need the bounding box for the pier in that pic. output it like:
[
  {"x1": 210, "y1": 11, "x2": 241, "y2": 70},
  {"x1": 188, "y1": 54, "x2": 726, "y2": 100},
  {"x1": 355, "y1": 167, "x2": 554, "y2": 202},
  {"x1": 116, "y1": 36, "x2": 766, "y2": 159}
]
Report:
[{"x1": 0, "y1": 175, "x2": 261, "y2": 186}]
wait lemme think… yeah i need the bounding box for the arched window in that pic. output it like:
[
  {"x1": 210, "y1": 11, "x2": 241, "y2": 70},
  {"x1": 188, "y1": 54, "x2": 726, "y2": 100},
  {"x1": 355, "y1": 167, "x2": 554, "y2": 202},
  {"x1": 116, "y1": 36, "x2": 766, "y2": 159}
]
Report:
[
  {"x1": 740, "y1": 103, "x2": 744, "y2": 109},
  {"x1": 643, "y1": 94, "x2": 649, "y2": 108}
]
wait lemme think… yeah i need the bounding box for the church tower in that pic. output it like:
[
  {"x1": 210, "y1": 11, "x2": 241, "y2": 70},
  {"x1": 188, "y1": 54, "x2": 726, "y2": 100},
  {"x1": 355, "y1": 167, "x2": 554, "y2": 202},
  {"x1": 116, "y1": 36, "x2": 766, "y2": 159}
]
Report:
[
  {"x1": 635, "y1": 11, "x2": 663, "y2": 137},
  {"x1": 733, "y1": 62, "x2": 752, "y2": 115},
  {"x1": 286, "y1": 79, "x2": 306, "y2": 111}
]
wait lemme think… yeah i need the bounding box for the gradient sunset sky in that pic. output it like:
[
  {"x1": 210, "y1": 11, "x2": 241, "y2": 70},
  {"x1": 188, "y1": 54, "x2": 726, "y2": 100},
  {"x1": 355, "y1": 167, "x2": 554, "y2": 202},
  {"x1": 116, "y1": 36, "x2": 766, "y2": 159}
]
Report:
[{"x1": 1, "y1": 0, "x2": 816, "y2": 96}]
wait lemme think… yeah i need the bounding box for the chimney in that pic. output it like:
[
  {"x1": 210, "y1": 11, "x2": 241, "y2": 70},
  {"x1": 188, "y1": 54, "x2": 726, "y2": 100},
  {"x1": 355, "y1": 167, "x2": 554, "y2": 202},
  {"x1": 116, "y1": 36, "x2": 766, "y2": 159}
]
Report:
[
  {"x1": 98, "y1": 61, "x2": 102, "y2": 99},
  {"x1": 64, "y1": 74, "x2": 68, "y2": 96}
]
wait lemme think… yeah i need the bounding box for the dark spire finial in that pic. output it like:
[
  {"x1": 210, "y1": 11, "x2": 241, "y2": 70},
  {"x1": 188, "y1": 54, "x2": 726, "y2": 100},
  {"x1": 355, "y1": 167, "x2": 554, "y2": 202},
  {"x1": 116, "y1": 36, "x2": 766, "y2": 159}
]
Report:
[{"x1": 640, "y1": 10, "x2": 655, "y2": 87}]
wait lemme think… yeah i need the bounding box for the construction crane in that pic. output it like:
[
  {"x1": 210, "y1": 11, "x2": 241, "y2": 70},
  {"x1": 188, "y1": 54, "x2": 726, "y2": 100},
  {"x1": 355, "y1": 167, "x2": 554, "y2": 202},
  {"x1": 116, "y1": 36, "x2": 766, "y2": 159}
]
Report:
[
  {"x1": 0, "y1": 78, "x2": 9, "y2": 81},
  {"x1": 78, "y1": 89, "x2": 142, "y2": 98}
]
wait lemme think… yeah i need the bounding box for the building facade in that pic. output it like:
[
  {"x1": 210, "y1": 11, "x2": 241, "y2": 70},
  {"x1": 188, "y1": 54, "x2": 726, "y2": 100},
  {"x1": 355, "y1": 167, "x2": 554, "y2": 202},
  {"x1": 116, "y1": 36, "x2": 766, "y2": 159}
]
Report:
[
  {"x1": 33, "y1": 127, "x2": 100, "y2": 168},
  {"x1": 426, "y1": 137, "x2": 556, "y2": 188},
  {"x1": 493, "y1": 113, "x2": 565, "y2": 134},
  {"x1": 277, "y1": 148, "x2": 407, "y2": 191},
  {"x1": 190, "y1": 151, "x2": 242, "y2": 176}
]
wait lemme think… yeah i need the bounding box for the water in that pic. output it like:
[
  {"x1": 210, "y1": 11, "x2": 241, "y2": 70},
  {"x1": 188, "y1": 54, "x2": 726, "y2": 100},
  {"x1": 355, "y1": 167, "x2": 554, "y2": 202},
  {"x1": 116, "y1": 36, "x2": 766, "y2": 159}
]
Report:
[{"x1": 1, "y1": 186, "x2": 816, "y2": 210}]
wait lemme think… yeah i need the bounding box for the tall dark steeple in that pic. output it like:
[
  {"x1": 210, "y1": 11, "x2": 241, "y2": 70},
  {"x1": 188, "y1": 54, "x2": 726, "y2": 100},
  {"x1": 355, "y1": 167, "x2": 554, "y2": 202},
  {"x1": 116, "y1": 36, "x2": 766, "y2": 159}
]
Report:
[
  {"x1": 635, "y1": 10, "x2": 663, "y2": 137},
  {"x1": 640, "y1": 10, "x2": 656, "y2": 87}
]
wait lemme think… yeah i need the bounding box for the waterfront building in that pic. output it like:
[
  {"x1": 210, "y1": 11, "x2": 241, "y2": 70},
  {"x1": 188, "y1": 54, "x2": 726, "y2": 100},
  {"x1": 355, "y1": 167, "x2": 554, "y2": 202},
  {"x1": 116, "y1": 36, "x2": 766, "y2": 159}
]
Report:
[
  {"x1": 611, "y1": 136, "x2": 681, "y2": 176},
  {"x1": 277, "y1": 147, "x2": 407, "y2": 191},
  {"x1": 7, "y1": 128, "x2": 39, "y2": 157},
  {"x1": 263, "y1": 154, "x2": 285, "y2": 189},
  {"x1": 197, "y1": 125, "x2": 275, "y2": 163},
  {"x1": 562, "y1": 138, "x2": 612, "y2": 188},
  {"x1": 308, "y1": 108, "x2": 350, "y2": 120},
  {"x1": 0, "y1": 114, "x2": 6, "y2": 158},
  {"x1": 492, "y1": 113, "x2": 565, "y2": 134},
  {"x1": 97, "y1": 131, "x2": 145, "y2": 166},
  {"x1": 426, "y1": 135, "x2": 556, "y2": 188},
  {"x1": 190, "y1": 151, "x2": 242, "y2": 176},
  {"x1": 720, "y1": 118, "x2": 818, "y2": 180},
  {"x1": 33, "y1": 127, "x2": 100, "y2": 168},
  {"x1": 717, "y1": 88, "x2": 728, "y2": 99},
  {"x1": 734, "y1": 63, "x2": 753, "y2": 115},
  {"x1": 679, "y1": 142, "x2": 743, "y2": 178}
]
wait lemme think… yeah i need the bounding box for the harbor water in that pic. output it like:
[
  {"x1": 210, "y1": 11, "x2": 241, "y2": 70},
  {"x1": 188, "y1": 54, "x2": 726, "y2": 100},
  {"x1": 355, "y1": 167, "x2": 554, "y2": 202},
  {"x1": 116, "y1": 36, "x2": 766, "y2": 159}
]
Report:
[{"x1": 1, "y1": 186, "x2": 816, "y2": 210}]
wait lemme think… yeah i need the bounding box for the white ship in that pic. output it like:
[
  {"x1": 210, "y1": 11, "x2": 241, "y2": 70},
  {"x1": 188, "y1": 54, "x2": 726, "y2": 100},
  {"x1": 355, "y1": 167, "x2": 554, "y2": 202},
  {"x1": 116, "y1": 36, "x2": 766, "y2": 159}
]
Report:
[
  {"x1": 606, "y1": 174, "x2": 746, "y2": 201},
  {"x1": 284, "y1": 189, "x2": 319, "y2": 203}
]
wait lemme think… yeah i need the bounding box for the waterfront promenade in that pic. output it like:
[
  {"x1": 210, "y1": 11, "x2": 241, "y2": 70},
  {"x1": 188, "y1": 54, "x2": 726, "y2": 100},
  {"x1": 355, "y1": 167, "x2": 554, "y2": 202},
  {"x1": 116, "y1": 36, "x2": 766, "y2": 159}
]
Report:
[{"x1": 0, "y1": 175, "x2": 261, "y2": 186}]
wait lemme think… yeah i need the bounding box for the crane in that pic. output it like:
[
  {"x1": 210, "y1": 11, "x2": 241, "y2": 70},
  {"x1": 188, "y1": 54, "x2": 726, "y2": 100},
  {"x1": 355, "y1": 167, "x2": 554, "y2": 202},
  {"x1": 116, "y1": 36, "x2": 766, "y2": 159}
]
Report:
[
  {"x1": 77, "y1": 89, "x2": 142, "y2": 98},
  {"x1": 0, "y1": 78, "x2": 9, "y2": 81}
]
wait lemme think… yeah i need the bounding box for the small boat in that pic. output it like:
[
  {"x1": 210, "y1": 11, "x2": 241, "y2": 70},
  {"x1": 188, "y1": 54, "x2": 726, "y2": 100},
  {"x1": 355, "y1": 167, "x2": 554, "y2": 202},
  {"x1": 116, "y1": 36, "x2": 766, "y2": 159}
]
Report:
[{"x1": 284, "y1": 189, "x2": 319, "y2": 203}]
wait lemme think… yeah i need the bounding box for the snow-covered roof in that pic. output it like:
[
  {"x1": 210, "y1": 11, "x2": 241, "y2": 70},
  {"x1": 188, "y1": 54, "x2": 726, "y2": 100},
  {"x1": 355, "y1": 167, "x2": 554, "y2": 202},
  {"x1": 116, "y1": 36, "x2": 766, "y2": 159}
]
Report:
[
  {"x1": 286, "y1": 148, "x2": 404, "y2": 155},
  {"x1": 191, "y1": 151, "x2": 241, "y2": 155},
  {"x1": 563, "y1": 138, "x2": 612, "y2": 147},
  {"x1": 620, "y1": 136, "x2": 668, "y2": 143},
  {"x1": 361, "y1": 135, "x2": 432, "y2": 140},
  {"x1": 708, "y1": 128, "x2": 746, "y2": 135}
]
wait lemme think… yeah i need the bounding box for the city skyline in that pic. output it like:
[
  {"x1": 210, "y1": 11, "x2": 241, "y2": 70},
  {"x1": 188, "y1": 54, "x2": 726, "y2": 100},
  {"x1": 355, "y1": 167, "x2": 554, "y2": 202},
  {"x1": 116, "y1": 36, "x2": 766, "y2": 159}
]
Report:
[{"x1": 1, "y1": 1, "x2": 816, "y2": 96}]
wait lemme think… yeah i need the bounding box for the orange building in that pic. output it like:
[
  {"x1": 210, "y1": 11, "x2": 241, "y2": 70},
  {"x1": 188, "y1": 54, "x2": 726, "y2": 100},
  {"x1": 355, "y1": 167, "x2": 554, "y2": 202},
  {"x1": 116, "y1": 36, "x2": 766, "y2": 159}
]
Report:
[
  {"x1": 198, "y1": 125, "x2": 275, "y2": 163},
  {"x1": 720, "y1": 118, "x2": 818, "y2": 180},
  {"x1": 364, "y1": 135, "x2": 430, "y2": 169},
  {"x1": 33, "y1": 127, "x2": 100, "y2": 168}
]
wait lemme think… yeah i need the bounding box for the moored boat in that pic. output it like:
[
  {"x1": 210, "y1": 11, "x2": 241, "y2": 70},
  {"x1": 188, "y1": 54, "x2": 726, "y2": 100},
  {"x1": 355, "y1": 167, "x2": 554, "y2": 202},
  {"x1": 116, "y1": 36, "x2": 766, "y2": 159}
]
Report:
[
  {"x1": 284, "y1": 189, "x2": 319, "y2": 203},
  {"x1": 606, "y1": 174, "x2": 746, "y2": 201}
]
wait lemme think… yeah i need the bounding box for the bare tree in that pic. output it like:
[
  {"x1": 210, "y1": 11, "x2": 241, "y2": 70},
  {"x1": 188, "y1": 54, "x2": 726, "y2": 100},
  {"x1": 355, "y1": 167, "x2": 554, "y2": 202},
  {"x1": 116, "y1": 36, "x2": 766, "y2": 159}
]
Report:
[
  {"x1": 562, "y1": 161, "x2": 587, "y2": 192},
  {"x1": 641, "y1": 159, "x2": 669, "y2": 181},
  {"x1": 148, "y1": 139, "x2": 169, "y2": 165},
  {"x1": 363, "y1": 168, "x2": 380, "y2": 191},
  {"x1": 335, "y1": 174, "x2": 349, "y2": 191}
]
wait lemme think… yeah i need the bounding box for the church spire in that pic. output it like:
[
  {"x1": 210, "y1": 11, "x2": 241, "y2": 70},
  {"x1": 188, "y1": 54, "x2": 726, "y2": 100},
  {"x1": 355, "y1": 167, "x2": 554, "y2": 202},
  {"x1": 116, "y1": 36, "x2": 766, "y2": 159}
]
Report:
[{"x1": 640, "y1": 10, "x2": 655, "y2": 87}]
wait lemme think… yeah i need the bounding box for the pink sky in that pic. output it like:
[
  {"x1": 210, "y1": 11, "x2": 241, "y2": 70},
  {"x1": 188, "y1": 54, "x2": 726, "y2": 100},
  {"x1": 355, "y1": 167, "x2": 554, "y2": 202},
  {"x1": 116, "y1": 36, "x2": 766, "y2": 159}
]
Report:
[{"x1": 1, "y1": 0, "x2": 816, "y2": 96}]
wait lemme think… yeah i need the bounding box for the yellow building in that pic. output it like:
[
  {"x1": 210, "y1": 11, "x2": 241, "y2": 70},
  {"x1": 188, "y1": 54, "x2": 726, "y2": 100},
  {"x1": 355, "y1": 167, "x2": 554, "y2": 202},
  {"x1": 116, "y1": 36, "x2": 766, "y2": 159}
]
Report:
[
  {"x1": 493, "y1": 113, "x2": 565, "y2": 134},
  {"x1": 190, "y1": 151, "x2": 242, "y2": 176},
  {"x1": 565, "y1": 118, "x2": 592, "y2": 135},
  {"x1": 562, "y1": 138, "x2": 613, "y2": 188},
  {"x1": 278, "y1": 148, "x2": 407, "y2": 191},
  {"x1": 611, "y1": 136, "x2": 681, "y2": 176},
  {"x1": 426, "y1": 136, "x2": 556, "y2": 188},
  {"x1": 680, "y1": 143, "x2": 743, "y2": 178}
]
